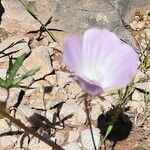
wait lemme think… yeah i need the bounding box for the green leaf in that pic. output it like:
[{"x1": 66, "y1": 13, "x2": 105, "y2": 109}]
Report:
[
  {"x1": 145, "y1": 53, "x2": 150, "y2": 69},
  {"x1": 12, "y1": 67, "x2": 40, "y2": 87},
  {"x1": 134, "y1": 147, "x2": 147, "y2": 150},
  {"x1": 6, "y1": 53, "x2": 27, "y2": 86},
  {"x1": 0, "y1": 77, "x2": 8, "y2": 88},
  {"x1": 102, "y1": 124, "x2": 113, "y2": 143},
  {"x1": 19, "y1": 0, "x2": 38, "y2": 20}
]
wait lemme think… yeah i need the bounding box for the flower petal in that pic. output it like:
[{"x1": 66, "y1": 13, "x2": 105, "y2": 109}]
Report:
[
  {"x1": 82, "y1": 28, "x2": 121, "y2": 75},
  {"x1": 63, "y1": 36, "x2": 82, "y2": 73},
  {"x1": 72, "y1": 75, "x2": 103, "y2": 96},
  {"x1": 101, "y1": 43, "x2": 138, "y2": 90}
]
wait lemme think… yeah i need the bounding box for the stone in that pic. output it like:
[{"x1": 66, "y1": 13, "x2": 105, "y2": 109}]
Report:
[
  {"x1": 0, "y1": 119, "x2": 11, "y2": 134},
  {"x1": 134, "y1": 70, "x2": 147, "y2": 83},
  {"x1": 63, "y1": 142, "x2": 81, "y2": 150},
  {"x1": 0, "y1": 36, "x2": 30, "y2": 58},
  {"x1": 56, "y1": 71, "x2": 72, "y2": 89},
  {"x1": 0, "y1": 69, "x2": 7, "y2": 80},
  {"x1": 52, "y1": 60, "x2": 62, "y2": 70},
  {"x1": 128, "y1": 90, "x2": 146, "y2": 113},
  {"x1": 6, "y1": 88, "x2": 21, "y2": 107},
  {"x1": 99, "y1": 98, "x2": 113, "y2": 112},
  {"x1": 68, "y1": 130, "x2": 79, "y2": 143},
  {"x1": 130, "y1": 20, "x2": 138, "y2": 30},
  {"x1": 29, "y1": 87, "x2": 45, "y2": 109},
  {"x1": 45, "y1": 74, "x2": 57, "y2": 86},
  {"x1": 0, "y1": 88, "x2": 8, "y2": 105},
  {"x1": 132, "y1": 90, "x2": 145, "y2": 101},
  {"x1": 134, "y1": 82, "x2": 150, "y2": 92},
  {"x1": 29, "y1": 137, "x2": 53, "y2": 150},
  {"x1": 23, "y1": 46, "x2": 53, "y2": 80},
  {"x1": 0, "y1": 27, "x2": 9, "y2": 43},
  {"x1": 1, "y1": 0, "x2": 40, "y2": 33},
  {"x1": 0, "y1": 135, "x2": 17, "y2": 148},
  {"x1": 0, "y1": 87, "x2": 21, "y2": 108},
  {"x1": 15, "y1": 105, "x2": 37, "y2": 126},
  {"x1": 127, "y1": 100, "x2": 146, "y2": 114},
  {"x1": 15, "y1": 134, "x2": 29, "y2": 149},
  {"x1": 1, "y1": 0, "x2": 150, "y2": 45},
  {"x1": 17, "y1": 66, "x2": 34, "y2": 87},
  {"x1": 81, "y1": 128, "x2": 101, "y2": 150},
  {"x1": 49, "y1": 42, "x2": 62, "y2": 53},
  {"x1": 45, "y1": 88, "x2": 68, "y2": 109},
  {"x1": 59, "y1": 100, "x2": 86, "y2": 126},
  {"x1": 90, "y1": 98, "x2": 103, "y2": 121},
  {"x1": 46, "y1": 109, "x2": 56, "y2": 122},
  {"x1": 65, "y1": 82, "x2": 82, "y2": 99},
  {"x1": 55, "y1": 131, "x2": 67, "y2": 145},
  {"x1": 137, "y1": 21, "x2": 145, "y2": 30},
  {"x1": 25, "y1": 80, "x2": 49, "y2": 97}
]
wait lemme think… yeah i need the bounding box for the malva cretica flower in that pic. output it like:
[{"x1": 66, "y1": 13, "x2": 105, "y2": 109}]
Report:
[{"x1": 63, "y1": 28, "x2": 138, "y2": 96}]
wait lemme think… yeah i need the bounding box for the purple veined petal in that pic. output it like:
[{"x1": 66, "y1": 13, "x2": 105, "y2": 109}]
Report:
[
  {"x1": 82, "y1": 28, "x2": 121, "y2": 76},
  {"x1": 63, "y1": 36, "x2": 82, "y2": 73},
  {"x1": 72, "y1": 74, "x2": 103, "y2": 96},
  {"x1": 63, "y1": 28, "x2": 139, "y2": 96},
  {"x1": 100, "y1": 43, "x2": 138, "y2": 90}
]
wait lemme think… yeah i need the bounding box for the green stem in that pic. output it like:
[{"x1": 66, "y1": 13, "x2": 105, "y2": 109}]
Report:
[{"x1": 101, "y1": 105, "x2": 123, "y2": 149}]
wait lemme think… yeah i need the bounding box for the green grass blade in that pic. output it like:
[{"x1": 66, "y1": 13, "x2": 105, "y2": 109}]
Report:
[
  {"x1": 12, "y1": 67, "x2": 40, "y2": 87},
  {"x1": 19, "y1": 0, "x2": 38, "y2": 20},
  {"x1": 102, "y1": 124, "x2": 113, "y2": 143},
  {"x1": 18, "y1": 0, "x2": 58, "y2": 42},
  {"x1": 0, "y1": 77, "x2": 8, "y2": 88},
  {"x1": 6, "y1": 53, "x2": 27, "y2": 86}
]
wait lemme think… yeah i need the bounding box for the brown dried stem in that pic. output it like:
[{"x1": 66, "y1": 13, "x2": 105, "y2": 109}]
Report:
[{"x1": 0, "y1": 109, "x2": 64, "y2": 150}]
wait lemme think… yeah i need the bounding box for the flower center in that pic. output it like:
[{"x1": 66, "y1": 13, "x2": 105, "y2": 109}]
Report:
[{"x1": 85, "y1": 69, "x2": 103, "y2": 84}]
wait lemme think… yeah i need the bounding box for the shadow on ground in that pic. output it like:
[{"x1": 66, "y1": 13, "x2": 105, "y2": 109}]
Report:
[
  {"x1": 97, "y1": 108, "x2": 133, "y2": 149},
  {"x1": 0, "y1": 0, "x2": 4, "y2": 24}
]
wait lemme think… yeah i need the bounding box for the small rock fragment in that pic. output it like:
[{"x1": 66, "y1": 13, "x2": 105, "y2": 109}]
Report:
[
  {"x1": 132, "y1": 90, "x2": 144, "y2": 101},
  {"x1": 29, "y1": 137, "x2": 53, "y2": 150},
  {"x1": 56, "y1": 71, "x2": 72, "y2": 89},
  {"x1": 0, "y1": 88, "x2": 8, "y2": 104},
  {"x1": 6, "y1": 88, "x2": 21, "y2": 107},
  {"x1": 90, "y1": 99, "x2": 102, "y2": 121},
  {"x1": 0, "y1": 68, "x2": 7, "y2": 80},
  {"x1": 81, "y1": 128, "x2": 101, "y2": 150},
  {"x1": 59, "y1": 100, "x2": 86, "y2": 126},
  {"x1": 130, "y1": 20, "x2": 138, "y2": 30},
  {"x1": 15, "y1": 105, "x2": 38, "y2": 126},
  {"x1": 55, "y1": 131, "x2": 67, "y2": 145},
  {"x1": 52, "y1": 60, "x2": 62, "y2": 70},
  {"x1": 137, "y1": 21, "x2": 145, "y2": 30},
  {"x1": 134, "y1": 70, "x2": 147, "y2": 83},
  {"x1": 68, "y1": 130, "x2": 80, "y2": 142},
  {"x1": 15, "y1": 134, "x2": 29, "y2": 149},
  {"x1": 63, "y1": 142, "x2": 81, "y2": 150},
  {"x1": 0, "y1": 36, "x2": 30, "y2": 58},
  {"x1": 46, "y1": 88, "x2": 68, "y2": 108},
  {"x1": 45, "y1": 74, "x2": 57, "y2": 85},
  {"x1": 134, "y1": 82, "x2": 150, "y2": 92},
  {"x1": 65, "y1": 82, "x2": 82, "y2": 98},
  {"x1": 0, "y1": 119, "x2": 11, "y2": 134},
  {"x1": 127, "y1": 100, "x2": 146, "y2": 113},
  {"x1": 23, "y1": 46, "x2": 53, "y2": 80},
  {"x1": 0, "y1": 135, "x2": 17, "y2": 148}
]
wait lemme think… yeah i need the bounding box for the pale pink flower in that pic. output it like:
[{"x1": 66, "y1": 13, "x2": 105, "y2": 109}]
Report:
[{"x1": 63, "y1": 29, "x2": 138, "y2": 96}]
